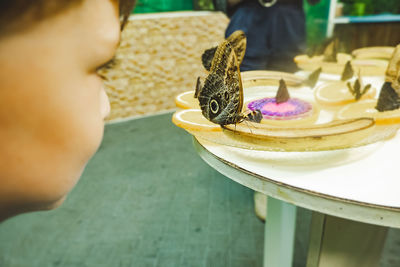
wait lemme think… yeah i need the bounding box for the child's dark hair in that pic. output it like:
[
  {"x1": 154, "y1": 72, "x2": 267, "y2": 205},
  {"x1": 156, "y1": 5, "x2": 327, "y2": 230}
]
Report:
[{"x1": 0, "y1": 0, "x2": 136, "y2": 35}]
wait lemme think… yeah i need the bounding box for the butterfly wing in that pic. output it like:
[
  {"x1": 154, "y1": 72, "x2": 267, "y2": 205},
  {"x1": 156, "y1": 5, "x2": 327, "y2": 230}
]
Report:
[
  {"x1": 323, "y1": 38, "x2": 338, "y2": 62},
  {"x1": 201, "y1": 46, "x2": 217, "y2": 71},
  {"x1": 236, "y1": 53, "x2": 244, "y2": 114},
  {"x1": 386, "y1": 45, "x2": 400, "y2": 83},
  {"x1": 305, "y1": 67, "x2": 322, "y2": 88},
  {"x1": 340, "y1": 61, "x2": 354, "y2": 81},
  {"x1": 197, "y1": 74, "x2": 226, "y2": 122},
  {"x1": 198, "y1": 40, "x2": 243, "y2": 125},
  {"x1": 211, "y1": 40, "x2": 243, "y2": 115},
  {"x1": 376, "y1": 82, "x2": 400, "y2": 111},
  {"x1": 201, "y1": 30, "x2": 247, "y2": 72},
  {"x1": 226, "y1": 30, "x2": 247, "y2": 67}
]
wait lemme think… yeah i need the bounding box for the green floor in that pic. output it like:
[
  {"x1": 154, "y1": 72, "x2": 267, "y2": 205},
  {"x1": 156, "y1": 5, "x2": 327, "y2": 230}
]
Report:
[{"x1": 0, "y1": 113, "x2": 399, "y2": 267}]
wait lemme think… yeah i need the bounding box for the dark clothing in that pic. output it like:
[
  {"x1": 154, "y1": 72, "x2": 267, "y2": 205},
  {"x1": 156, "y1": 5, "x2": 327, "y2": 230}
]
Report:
[
  {"x1": 227, "y1": 0, "x2": 303, "y2": 16},
  {"x1": 225, "y1": 0, "x2": 306, "y2": 72}
]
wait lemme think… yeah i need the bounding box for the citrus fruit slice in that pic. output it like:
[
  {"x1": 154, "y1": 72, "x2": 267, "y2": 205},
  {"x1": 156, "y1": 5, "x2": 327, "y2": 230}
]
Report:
[
  {"x1": 172, "y1": 109, "x2": 221, "y2": 132},
  {"x1": 175, "y1": 90, "x2": 199, "y2": 109},
  {"x1": 314, "y1": 81, "x2": 376, "y2": 107}
]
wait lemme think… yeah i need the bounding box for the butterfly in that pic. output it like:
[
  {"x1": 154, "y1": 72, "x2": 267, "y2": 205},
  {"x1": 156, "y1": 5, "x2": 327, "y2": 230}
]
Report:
[
  {"x1": 346, "y1": 72, "x2": 371, "y2": 101},
  {"x1": 376, "y1": 53, "x2": 400, "y2": 111},
  {"x1": 341, "y1": 61, "x2": 354, "y2": 81},
  {"x1": 376, "y1": 82, "x2": 400, "y2": 112},
  {"x1": 323, "y1": 38, "x2": 339, "y2": 63},
  {"x1": 195, "y1": 40, "x2": 247, "y2": 125},
  {"x1": 306, "y1": 37, "x2": 339, "y2": 63},
  {"x1": 304, "y1": 67, "x2": 322, "y2": 88},
  {"x1": 201, "y1": 30, "x2": 247, "y2": 72}
]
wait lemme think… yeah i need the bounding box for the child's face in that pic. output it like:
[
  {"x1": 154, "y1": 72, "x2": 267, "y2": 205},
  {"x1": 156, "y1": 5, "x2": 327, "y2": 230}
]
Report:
[{"x1": 0, "y1": 0, "x2": 120, "y2": 219}]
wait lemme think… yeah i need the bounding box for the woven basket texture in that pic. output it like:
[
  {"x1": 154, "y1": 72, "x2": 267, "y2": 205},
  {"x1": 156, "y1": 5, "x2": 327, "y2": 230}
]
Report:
[{"x1": 99, "y1": 12, "x2": 229, "y2": 121}]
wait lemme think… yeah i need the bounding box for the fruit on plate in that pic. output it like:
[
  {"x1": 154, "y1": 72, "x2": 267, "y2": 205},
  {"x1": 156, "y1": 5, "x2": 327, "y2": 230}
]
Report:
[
  {"x1": 172, "y1": 109, "x2": 221, "y2": 132},
  {"x1": 172, "y1": 108, "x2": 376, "y2": 151},
  {"x1": 241, "y1": 70, "x2": 305, "y2": 87},
  {"x1": 352, "y1": 46, "x2": 395, "y2": 60},
  {"x1": 337, "y1": 99, "x2": 400, "y2": 125},
  {"x1": 294, "y1": 53, "x2": 352, "y2": 74},
  {"x1": 351, "y1": 59, "x2": 388, "y2": 76},
  {"x1": 246, "y1": 79, "x2": 319, "y2": 126},
  {"x1": 314, "y1": 81, "x2": 376, "y2": 107},
  {"x1": 337, "y1": 81, "x2": 400, "y2": 125},
  {"x1": 222, "y1": 117, "x2": 375, "y2": 151},
  {"x1": 175, "y1": 90, "x2": 198, "y2": 109}
]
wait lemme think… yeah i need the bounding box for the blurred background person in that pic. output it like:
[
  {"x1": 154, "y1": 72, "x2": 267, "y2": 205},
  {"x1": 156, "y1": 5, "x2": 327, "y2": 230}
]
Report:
[{"x1": 215, "y1": 0, "x2": 320, "y2": 72}]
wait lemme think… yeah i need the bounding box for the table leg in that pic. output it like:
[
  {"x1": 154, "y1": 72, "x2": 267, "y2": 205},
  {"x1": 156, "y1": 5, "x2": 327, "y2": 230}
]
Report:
[
  {"x1": 306, "y1": 212, "x2": 388, "y2": 267},
  {"x1": 264, "y1": 197, "x2": 297, "y2": 267}
]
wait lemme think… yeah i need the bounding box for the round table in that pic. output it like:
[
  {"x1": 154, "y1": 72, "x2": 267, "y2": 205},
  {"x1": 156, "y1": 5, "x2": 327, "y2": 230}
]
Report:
[{"x1": 193, "y1": 132, "x2": 400, "y2": 267}]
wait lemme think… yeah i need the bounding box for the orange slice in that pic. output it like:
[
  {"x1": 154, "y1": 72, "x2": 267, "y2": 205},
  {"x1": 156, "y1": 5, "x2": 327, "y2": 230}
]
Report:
[
  {"x1": 314, "y1": 81, "x2": 376, "y2": 107},
  {"x1": 175, "y1": 91, "x2": 199, "y2": 109},
  {"x1": 336, "y1": 99, "x2": 400, "y2": 125},
  {"x1": 172, "y1": 109, "x2": 221, "y2": 132}
]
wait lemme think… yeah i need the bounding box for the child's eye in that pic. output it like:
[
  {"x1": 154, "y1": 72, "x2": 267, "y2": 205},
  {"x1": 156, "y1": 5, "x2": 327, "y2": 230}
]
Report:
[
  {"x1": 96, "y1": 57, "x2": 117, "y2": 80},
  {"x1": 97, "y1": 57, "x2": 117, "y2": 71}
]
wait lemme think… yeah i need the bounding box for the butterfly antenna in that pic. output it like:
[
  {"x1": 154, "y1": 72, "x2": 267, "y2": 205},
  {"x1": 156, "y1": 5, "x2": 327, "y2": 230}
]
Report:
[
  {"x1": 242, "y1": 119, "x2": 254, "y2": 134},
  {"x1": 242, "y1": 112, "x2": 259, "y2": 134}
]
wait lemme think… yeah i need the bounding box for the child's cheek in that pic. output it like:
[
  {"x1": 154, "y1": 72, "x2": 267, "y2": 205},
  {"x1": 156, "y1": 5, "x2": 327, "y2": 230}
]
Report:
[{"x1": 100, "y1": 87, "x2": 111, "y2": 119}]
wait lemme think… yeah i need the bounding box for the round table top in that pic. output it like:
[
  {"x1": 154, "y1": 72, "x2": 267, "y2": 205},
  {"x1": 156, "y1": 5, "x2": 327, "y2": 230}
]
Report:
[{"x1": 194, "y1": 132, "x2": 400, "y2": 228}]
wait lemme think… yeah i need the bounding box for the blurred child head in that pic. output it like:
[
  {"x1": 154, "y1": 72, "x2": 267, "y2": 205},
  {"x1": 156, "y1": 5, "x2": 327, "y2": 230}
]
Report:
[{"x1": 0, "y1": 0, "x2": 135, "y2": 221}]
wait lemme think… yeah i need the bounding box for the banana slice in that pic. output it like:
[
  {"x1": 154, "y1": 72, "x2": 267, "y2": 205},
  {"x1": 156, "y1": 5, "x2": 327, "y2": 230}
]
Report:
[
  {"x1": 222, "y1": 118, "x2": 375, "y2": 151},
  {"x1": 351, "y1": 59, "x2": 388, "y2": 76},
  {"x1": 295, "y1": 53, "x2": 387, "y2": 76},
  {"x1": 352, "y1": 46, "x2": 395, "y2": 60},
  {"x1": 172, "y1": 109, "x2": 397, "y2": 151},
  {"x1": 294, "y1": 53, "x2": 352, "y2": 74},
  {"x1": 241, "y1": 70, "x2": 304, "y2": 87},
  {"x1": 337, "y1": 99, "x2": 400, "y2": 125}
]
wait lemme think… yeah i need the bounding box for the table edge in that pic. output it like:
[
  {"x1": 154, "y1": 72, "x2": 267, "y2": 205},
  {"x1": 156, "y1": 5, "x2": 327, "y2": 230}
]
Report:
[{"x1": 194, "y1": 137, "x2": 400, "y2": 227}]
